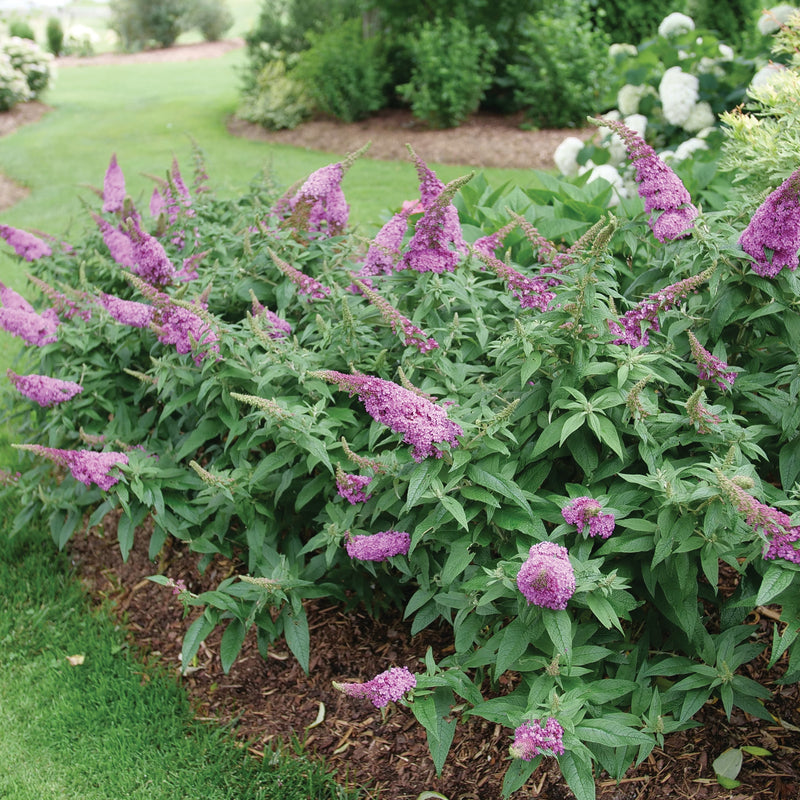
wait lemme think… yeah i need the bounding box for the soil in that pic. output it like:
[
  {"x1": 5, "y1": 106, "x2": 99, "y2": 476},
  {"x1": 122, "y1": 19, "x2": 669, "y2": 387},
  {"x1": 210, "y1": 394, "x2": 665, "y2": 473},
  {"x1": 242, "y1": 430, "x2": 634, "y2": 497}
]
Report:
[
  {"x1": 5, "y1": 37, "x2": 800, "y2": 800},
  {"x1": 68, "y1": 516, "x2": 800, "y2": 800}
]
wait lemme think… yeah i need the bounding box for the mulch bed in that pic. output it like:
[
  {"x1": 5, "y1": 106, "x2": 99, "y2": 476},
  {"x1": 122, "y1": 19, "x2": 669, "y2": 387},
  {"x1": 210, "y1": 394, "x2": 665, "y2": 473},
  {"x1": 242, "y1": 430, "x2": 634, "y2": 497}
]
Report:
[{"x1": 68, "y1": 516, "x2": 800, "y2": 800}]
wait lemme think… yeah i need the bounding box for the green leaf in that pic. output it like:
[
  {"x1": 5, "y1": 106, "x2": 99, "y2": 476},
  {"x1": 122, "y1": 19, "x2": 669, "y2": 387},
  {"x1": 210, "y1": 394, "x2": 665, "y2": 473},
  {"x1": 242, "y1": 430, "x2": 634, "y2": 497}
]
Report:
[
  {"x1": 176, "y1": 418, "x2": 221, "y2": 461},
  {"x1": 585, "y1": 413, "x2": 625, "y2": 461},
  {"x1": 467, "y1": 464, "x2": 532, "y2": 514},
  {"x1": 713, "y1": 748, "x2": 743, "y2": 781},
  {"x1": 576, "y1": 718, "x2": 652, "y2": 747},
  {"x1": 495, "y1": 617, "x2": 530, "y2": 676},
  {"x1": 440, "y1": 537, "x2": 474, "y2": 586},
  {"x1": 405, "y1": 459, "x2": 442, "y2": 511},
  {"x1": 412, "y1": 687, "x2": 457, "y2": 777},
  {"x1": 558, "y1": 750, "x2": 596, "y2": 800},
  {"x1": 440, "y1": 494, "x2": 469, "y2": 531},
  {"x1": 559, "y1": 412, "x2": 586, "y2": 445},
  {"x1": 543, "y1": 609, "x2": 573, "y2": 659},
  {"x1": 220, "y1": 618, "x2": 246, "y2": 674},
  {"x1": 502, "y1": 757, "x2": 539, "y2": 798},
  {"x1": 779, "y1": 439, "x2": 800, "y2": 489},
  {"x1": 284, "y1": 607, "x2": 310, "y2": 674},
  {"x1": 532, "y1": 415, "x2": 567, "y2": 458},
  {"x1": 756, "y1": 564, "x2": 795, "y2": 605},
  {"x1": 117, "y1": 513, "x2": 135, "y2": 562},
  {"x1": 181, "y1": 611, "x2": 217, "y2": 671}
]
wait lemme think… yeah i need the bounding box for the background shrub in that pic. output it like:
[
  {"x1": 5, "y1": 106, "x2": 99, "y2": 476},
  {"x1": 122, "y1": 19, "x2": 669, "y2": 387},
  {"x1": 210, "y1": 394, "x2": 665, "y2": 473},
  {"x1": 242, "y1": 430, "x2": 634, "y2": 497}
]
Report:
[
  {"x1": 508, "y1": 0, "x2": 611, "y2": 128},
  {"x1": 109, "y1": 0, "x2": 188, "y2": 50},
  {"x1": 182, "y1": 0, "x2": 234, "y2": 42},
  {"x1": 8, "y1": 20, "x2": 35, "y2": 42},
  {"x1": 0, "y1": 52, "x2": 30, "y2": 112},
  {"x1": 397, "y1": 16, "x2": 497, "y2": 128},
  {"x1": 587, "y1": 0, "x2": 684, "y2": 44},
  {"x1": 45, "y1": 17, "x2": 64, "y2": 56},
  {"x1": 1, "y1": 36, "x2": 53, "y2": 99},
  {"x1": 238, "y1": 52, "x2": 313, "y2": 130},
  {"x1": 295, "y1": 19, "x2": 390, "y2": 123}
]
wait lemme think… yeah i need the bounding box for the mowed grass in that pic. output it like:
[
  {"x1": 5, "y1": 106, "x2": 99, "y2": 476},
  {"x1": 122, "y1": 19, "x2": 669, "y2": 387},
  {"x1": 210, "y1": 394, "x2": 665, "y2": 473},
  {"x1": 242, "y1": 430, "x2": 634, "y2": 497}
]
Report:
[{"x1": 0, "y1": 493, "x2": 360, "y2": 800}]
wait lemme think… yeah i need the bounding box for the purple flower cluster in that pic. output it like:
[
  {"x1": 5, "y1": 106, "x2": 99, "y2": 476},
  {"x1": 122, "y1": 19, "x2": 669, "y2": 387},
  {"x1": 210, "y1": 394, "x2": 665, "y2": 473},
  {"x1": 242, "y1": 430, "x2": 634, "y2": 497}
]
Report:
[
  {"x1": 354, "y1": 279, "x2": 438, "y2": 352},
  {"x1": 357, "y1": 210, "x2": 410, "y2": 277},
  {"x1": 479, "y1": 252, "x2": 556, "y2": 312},
  {"x1": 269, "y1": 248, "x2": 330, "y2": 301},
  {"x1": 598, "y1": 118, "x2": 699, "y2": 242},
  {"x1": 102, "y1": 153, "x2": 126, "y2": 213},
  {"x1": 510, "y1": 718, "x2": 565, "y2": 760},
  {"x1": 687, "y1": 331, "x2": 736, "y2": 390},
  {"x1": 92, "y1": 213, "x2": 136, "y2": 269},
  {"x1": 315, "y1": 370, "x2": 463, "y2": 461},
  {"x1": 155, "y1": 301, "x2": 219, "y2": 364},
  {"x1": 609, "y1": 271, "x2": 709, "y2": 347},
  {"x1": 401, "y1": 189, "x2": 465, "y2": 274},
  {"x1": 717, "y1": 472, "x2": 800, "y2": 563},
  {"x1": 0, "y1": 283, "x2": 59, "y2": 346},
  {"x1": 151, "y1": 158, "x2": 197, "y2": 248},
  {"x1": 333, "y1": 666, "x2": 416, "y2": 708},
  {"x1": 517, "y1": 541, "x2": 576, "y2": 610},
  {"x1": 410, "y1": 148, "x2": 445, "y2": 209},
  {"x1": 0, "y1": 225, "x2": 53, "y2": 261},
  {"x1": 562, "y1": 496, "x2": 615, "y2": 539},
  {"x1": 336, "y1": 466, "x2": 373, "y2": 504},
  {"x1": 7, "y1": 370, "x2": 83, "y2": 407},
  {"x1": 100, "y1": 294, "x2": 155, "y2": 328},
  {"x1": 289, "y1": 163, "x2": 349, "y2": 235},
  {"x1": 739, "y1": 169, "x2": 800, "y2": 277},
  {"x1": 345, "y1": 529, "x2": 410, "y2": 561},
  {"x1": 128, "y1": 220, "x2": 176, "y2": 286},
  {"x1": 251, "y1": 296, "x2": 292, "y2": 339},
  {"x1": 17, "y1": 444, "x2": 129, "y2": 491},
  {"x1": 27, "y1": 275, "x2": 91, "y2": 323}
]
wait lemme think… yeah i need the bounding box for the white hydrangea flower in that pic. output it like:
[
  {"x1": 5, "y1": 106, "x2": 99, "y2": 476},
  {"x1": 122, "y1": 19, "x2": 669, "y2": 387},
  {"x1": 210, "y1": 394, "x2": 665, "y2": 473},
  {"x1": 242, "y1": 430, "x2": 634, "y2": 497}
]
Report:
[
  {"x1": 658, "y1": 12, "x2": 695, "y2": 38},
  {"x1": 718, "y1": 43, "x2": 735, "y2": 61},
  {"x1": 624, "y1": 114, "x2": 648, "y2": 138},
  {"x1": 757, "y1": 5, "x2": 798, "y2": 36},
  {"x1": 672, "y1": 137, "x2": 709, "y2": 162},
  {"x1": 659, "y1": 66, "x2": 699, "y2": 126},
  {"x1": 682, "y1": 101, "x2": 716, "y2": 132},
  {"x1": 579, "y1": 162, "x2": 628, "y2": 207},
  {"x1": 617, "y1": 84, "x2": 646, "y2": 116},
  {"x1": 750, "y1": 63, "x2": 786, "y2": 89},
  {"x1": 609, "y1": 43, "x2": 638, "y2": 58},
  {"x1": 553, "y1": 136, "x2": 586, "y2": 177}
]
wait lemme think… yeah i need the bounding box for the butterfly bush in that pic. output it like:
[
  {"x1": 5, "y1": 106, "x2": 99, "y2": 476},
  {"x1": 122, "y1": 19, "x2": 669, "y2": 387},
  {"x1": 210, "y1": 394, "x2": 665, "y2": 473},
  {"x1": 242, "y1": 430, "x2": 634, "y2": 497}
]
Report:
[
  {"x1": 102, "y1": 154, "x2": 126, "y2": 214},
  {"x1": 4, "y1": 140, "x2": 800, "y2": 800},
  {"x1": 333, "y1": 666, "x2": 416, "y2": 707},
  {"x1": 312, "y1": 370, "x2": 462, "y2": 462},
  {"x1": 345, "y1": 529, "x2": 410, "y2": 561},
  {"x1": 0, "y1": 225, "x2": 52, "y2": 261},
  {"x1": 510, "y1": 718, "x2": 565, "y2": 760},
  {"x1": 516, "y1": 542, "x2": 576, "y2": 610},
  {"x1": 7, "y1": 371, "x2": 83, "y2": 407}
]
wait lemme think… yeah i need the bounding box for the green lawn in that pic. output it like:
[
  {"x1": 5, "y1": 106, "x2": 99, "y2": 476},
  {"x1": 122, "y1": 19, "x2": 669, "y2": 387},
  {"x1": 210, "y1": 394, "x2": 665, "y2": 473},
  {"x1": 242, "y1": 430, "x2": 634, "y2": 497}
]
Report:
[{"x1": 0, "y1": 492, "x2": 360, "y2": 800}]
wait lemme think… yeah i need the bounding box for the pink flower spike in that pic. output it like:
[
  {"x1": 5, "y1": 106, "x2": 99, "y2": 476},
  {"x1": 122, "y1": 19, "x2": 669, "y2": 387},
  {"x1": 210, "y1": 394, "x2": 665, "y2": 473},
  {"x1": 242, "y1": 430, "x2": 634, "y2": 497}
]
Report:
[
  {"x1": 7, "y1": 370, "x2": 83, "y2": 407},
  {"x1": 102, "y1": 153, "x2": 126, "y2": 214},
  {"x1": 91, "y1": 213, "x2": 136, "y2": 269},
  {"x1": 0, "y1": 283, "x2": 35, "y2": 313},
  {"x1": 597, "y1": 117, "x2": 698, "y2": 242},
  {"x1": 510, "y1": 718, "x2": 565, "y2": 760},
  {"x1": 333, "y1": 666, "x2": 416, "y2": 707},
  {"x1": 312, "y1": 370, "x2": 462, "y2": 462},
  {"x1": 517, "y1": 541, "x2": 576, "y2": 610},
  {"x1": 739, "y1": 169, "x2": 800, "y2": 278},
  {"x1": 100, "y1": 294, "x2": 155, "y2": 328},
  {"x1": 128, "y1": 220, "x2": 175, "y2": 286},
  {"x1": 0, "y1": 225, "x2": 52, "y2": 261},
  {"x1": 14, "y1": 444, "x2": 129, "y2": 491},
  {"x1": 687, "y1": 331, "x2": 736, "y2": 391},
  {"x1": 269, "y1": 248, "x2": 330, "y2": 301},
  {"x1": 336, "y1": 466, "x2": 373, "y2": 505},
  {"x1": 345, "y1": 530, "x2": 410, "y2": 561},
  {"x1": 0, "y1": 306, "x2": 59, "y2": 346}
]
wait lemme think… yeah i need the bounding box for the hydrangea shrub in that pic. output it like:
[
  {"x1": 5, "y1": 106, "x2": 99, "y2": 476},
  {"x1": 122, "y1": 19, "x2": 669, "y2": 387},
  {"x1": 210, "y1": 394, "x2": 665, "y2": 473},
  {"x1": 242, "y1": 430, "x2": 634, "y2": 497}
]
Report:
[{"x1": 2, "y1": 137, "x2": 800, "y2": 799}]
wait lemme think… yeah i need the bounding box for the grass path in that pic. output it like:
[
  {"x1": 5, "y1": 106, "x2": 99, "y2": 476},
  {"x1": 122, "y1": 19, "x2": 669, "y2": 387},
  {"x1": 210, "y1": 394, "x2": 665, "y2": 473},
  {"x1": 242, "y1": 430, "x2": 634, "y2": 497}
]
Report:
[{"x1": 0, "y1": 495, "x2": 359, "y2": 800}]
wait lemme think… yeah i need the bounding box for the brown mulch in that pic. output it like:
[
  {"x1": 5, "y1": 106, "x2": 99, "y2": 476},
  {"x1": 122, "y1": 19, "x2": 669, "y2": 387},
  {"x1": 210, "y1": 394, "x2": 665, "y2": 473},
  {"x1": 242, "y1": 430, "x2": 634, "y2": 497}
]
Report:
[{"x1": 68, "y1": 516, "x2": 800, "y2": 800}]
